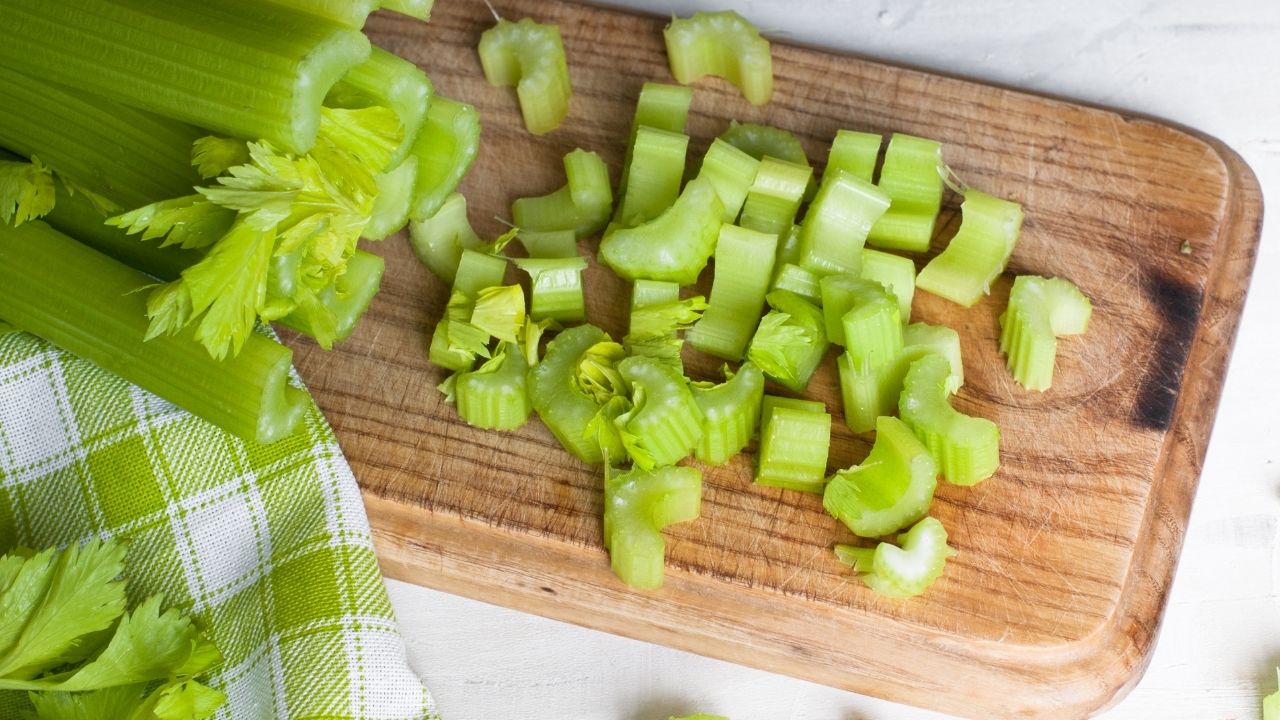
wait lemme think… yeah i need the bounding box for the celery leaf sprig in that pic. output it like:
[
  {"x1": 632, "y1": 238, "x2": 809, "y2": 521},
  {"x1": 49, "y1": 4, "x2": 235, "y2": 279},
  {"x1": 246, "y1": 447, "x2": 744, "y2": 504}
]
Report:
[{"x1": 0, "y1": 155, "x2": 55, "y2": 227}]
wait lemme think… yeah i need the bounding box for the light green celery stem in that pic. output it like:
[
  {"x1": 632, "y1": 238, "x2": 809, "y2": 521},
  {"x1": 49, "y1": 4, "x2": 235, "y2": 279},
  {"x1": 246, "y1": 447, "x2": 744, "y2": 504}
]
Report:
[
  {"x1": 518, "y1": 230, "x2": 578, "y2": 258},
  {"x1": 0, "y1": 221, "x2": 307, "y2": 444},
  {"x1": 775, "y1": 223, "x2": 801, "y2": 266},
  {"x1": 837, "y1": 351, "x2": 902, "y2": 434},
  {"x1": 365, "y1": 156, "x2": 419, "y2": 240},
  {"x1": 756, "y1": 396, "x2": 830, "y2": 493},
  {"x1": 819, "y1": 275, "x2": 901, "y2": 353},
  {"x1": 861, "y1": 247, "x2": 916, "y2": 323},
  {"x1": 796, "y1": 169, "x2": 890, "y2": 278},
  {"x1": 456, "y1": 347, "x2": 532, "y2": 430},
  {"x1": 275, "y1": 249, "x2": 384, "y2": 343},
  {"x1": 739, "y1": 157, "x2": 811, "y2": 237},
  {"x1": 719, "y1": 121, "x2": 814, "y2": 200},
  {"x1": 0, "y1": 0, "x2": 371, "y2": 155},
  {"x1": 695, "y1": 138, "x2": 760, "y2": 222},
  {"x1": 453, "y1": 249, "x2": 508, "y2": 296},
  {"x1": 599, "y1": 177, "x2": 723, "y2": 285},
  {"x1": 687, "y1": 224, "x2": 777, "y2": 360},
  {"x1": 381, "y1": 0, "x2": 435, "y2": 21},
  {"x1": 512, "y1": 149, "x2": 613, "y2": 239},
  {"x1": 866, "y1": 134, "x2": 944, "y2": 253},
  {"x1": 617, "y1": 83, "x2": 693, "y2": 206},
  {"x1": 902, "y1": 322, "x2": 963, "y2": 394},
  {"x1": 746, "y1": 289, "x2": 828, "y2": 393},
  {"x1": 664, "y1": 11, "x2": 773, "y2": 105},
  {"x1": 479, "y1": 18, "x2": 571, "y2": 135},
  {"x1": 263, "y1": 0, "x2": 378, "y2": 29},
  {"x1": 328, "y1": 46, "x2": 433, "y2": 169},
  {"x1": 527, "y1": 324, "x2": 626, "y2": 464},
  {"x1": 632, "y1": 279, "x2": 680, "y2": 308},
  {"x1": 770, "y1": 263, "x2": 821, "y2": 303},
  {"x1": 826, "y1": 130, "x2": 881, "y2": 183},
  {"x1": 899, "y1": 354, "x2": 999, "y2": 486},
  {"x1": 823, "y1": 416, "x2": 937, "y2": 538},
  {"x1": 916, "y1": 190, "x2": 1023, "y2": 307},
  {"x1": 604, "y1": 466, "x2": 701, "y2": 589},
  {"x1": 835, "y1": 516, "x2": 954, "y2": 598},
  {"x1": 692, "y1": 362, "x2": 764, "y2": 465},
  {"x1": 615, "y1": 126, "x2": 689, "y2": 227},
  {"x1": 998, "y1": 275, "x2": 1091, "y2": 391},
  {"x1": 409, "y1": 192, "x2": 481, "y2": 285},
  {"x1": 428, "y1": 298, "x2": 475, "y2": 372},
  {"x1": 624, "y1": 280, "x2": 683, "y2": 369},
  {"x1": 513, "y1": 256, "x2": 588, "y2": 322},
  {"x1": 409, "y1": 95, "x2": 480, "y2": 221},
  {"x1": 615, "y1": 356, "x2": 705, "y2": 469},
  {"x1": 0, "y1": 67, "x2": 203, "y2": 211},
  {"x1": 427, "y1": 250, "x2": 507, "y2": 371}
]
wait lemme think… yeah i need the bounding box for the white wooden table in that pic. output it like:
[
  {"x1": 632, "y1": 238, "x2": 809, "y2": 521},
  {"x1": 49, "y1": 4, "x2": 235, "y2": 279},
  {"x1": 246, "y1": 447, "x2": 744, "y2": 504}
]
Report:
[{"x1": 386, "y1": 1, "x2": 1280, "y2": 717}]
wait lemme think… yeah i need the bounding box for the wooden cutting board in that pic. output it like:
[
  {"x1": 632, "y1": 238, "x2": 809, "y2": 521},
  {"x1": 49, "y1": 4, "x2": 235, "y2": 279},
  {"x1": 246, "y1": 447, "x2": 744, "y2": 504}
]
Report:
[{"x1": 278, "y1": 2, "x2": 1263, "y2": 717}]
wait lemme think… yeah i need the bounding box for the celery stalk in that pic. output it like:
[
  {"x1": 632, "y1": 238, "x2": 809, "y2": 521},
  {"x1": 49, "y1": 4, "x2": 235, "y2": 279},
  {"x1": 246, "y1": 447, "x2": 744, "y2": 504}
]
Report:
[
  {"x1": 409, "y1": 192, "x2": 481, "y2": 285},
  {"x1": 455, "y1": 344, "x2": 532, "y2": 430},
  {"x1": 527, "y1": 324, "x2": 626, "y2": 464},
  {"x1": 0, "y1": 0, "x2": 371, "y2": 155},
  {"x1": 837, "y1": 352, "x2": 902, "y2": 434},
  {"x1": 615, "y1": 356, "x2": 705, "y2": 469},
  {"x1": 901, "y1": 323, "x2": 963, "y2": 394},
  {"x1": 599, "y1": 177, "x2": 723, "y2": 285},
  {"x1": 835, "y1": 516, "x2": 955, "y2": 598},
  {"x1": 275, "y1": 249, "x2": 384, "y2": 344},
  {"x1": 916, "y1": 190, "x2": 1023, "y2": 307},
  {"x1": 381, "y1": 0, "x2": 435, "y2": 21},
  {"x1": 820, "y1": 276, "x2": 901, "y2": 353},
  {"x1": 263, "y1": 0, "x2": 379, "y2": 29},
  {"x1": 512, "y1": 256, "x2": 588, "y2": 322},
  {"x1": 604, "y1": 465, "x2": 702, "y2": 589},
  {"x1": 632, "y1": 279, "x2": 681, "y2": 308},
  {"x1": 328, "y1": 46, "x2": 434, "y2": 169},
  {"x1": 746, "y1": 289, "x2": 828, "y2": 393},
  {"x1": 664, "y1": 11, "x2": 773, "y2": 105},
  {"x1": 409, "y1": 95, "x2": 480, "y2": 221},
  {"x1": 691, "y1": 363, "x2": 765, "y2": 465},
  {"x1": 796, "y1": 169, "x2": 890, "y2": 278},
  {"x1": 618, "y1": 83, "x2": 693, "y2": 210},
  {"x1": 0, "y1": 221, "x2": 306, "y2": 444},
  {"x1": 739, "y1": 157, "x2": 812, "y2": 237},
  {"x1": 899, "y1": 354, "x2": 999, "y2": 486},
  {"x1": 866, "y1": 134, "x2": 944, "y2": 253},
  {"x1": 623, "y1": 289, "x2": 706, "y2": 373},
  {"x1": 518, "y1": 229, "x2": 578, "y2": 258},
  {"x1": 479, "y1": 18, "x2": 572, "y2": 135},
  {"x1": 513, "y1": 149, "x2": 613, "y2": 239},
  {"x1": 687, "y1": 224, "x2": 778, "y2": 360},
  {"x1": 756, "y1": 396, "x2": 831, "y2": 493},
  {"x1": 826, "y1": 130, "x2": 881, "y2": 183},
  {"x1": 615, "y1": 126, "x2": 690, "y2": 227},
  {"x1": 695, "y1": 138, "x2": 761, "y2": 223},
  {"x1": 860, "y1": 247, "x2": 916, "y2": 323},
  {"x1": 365, "y1": 156, "x2": 419, "y2": 240},
  {"x1": 453, "y1": 250, "x2": 509, "y2": 297},
  {"x1": 770, "y1": 263, "x2": 821, "y2": 303},
  {"x1": 720, "y1": 122, "x2": 808, "y2": 168},
  {"x1": 998, "y1": 275, "x2": 1092, "y2": 390},
  {"x1": 775, "y1": 223, "x2": 802, "y2": 267},
  {"x1": 824, "y1": 416, "x2": 937, "y2": 538}
]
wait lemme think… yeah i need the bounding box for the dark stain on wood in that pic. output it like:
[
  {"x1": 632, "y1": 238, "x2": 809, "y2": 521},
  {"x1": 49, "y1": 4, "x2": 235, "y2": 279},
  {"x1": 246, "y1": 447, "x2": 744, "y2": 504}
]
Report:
[{"x1": 1132, "y1": 270, "x2": 1203, "y2": 430}]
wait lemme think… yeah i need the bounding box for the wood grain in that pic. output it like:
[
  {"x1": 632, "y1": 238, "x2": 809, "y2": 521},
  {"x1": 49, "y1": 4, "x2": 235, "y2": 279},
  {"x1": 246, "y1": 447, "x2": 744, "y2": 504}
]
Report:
[{"x1": 277, "y1": 2, "x2": 1264, "y2": 717}]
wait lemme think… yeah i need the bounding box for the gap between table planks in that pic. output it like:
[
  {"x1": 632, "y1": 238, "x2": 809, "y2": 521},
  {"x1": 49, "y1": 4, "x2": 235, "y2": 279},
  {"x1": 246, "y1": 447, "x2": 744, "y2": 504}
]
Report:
[{"x1": 276, "y1": 1, "x2": 1264, "y2": 717}]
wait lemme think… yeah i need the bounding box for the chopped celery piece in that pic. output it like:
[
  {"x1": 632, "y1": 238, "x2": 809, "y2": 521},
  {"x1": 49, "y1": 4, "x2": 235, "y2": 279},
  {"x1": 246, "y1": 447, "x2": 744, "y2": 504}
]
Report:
[
  {"x1": 998, "y1": 275, "x2": 1092, "y2": 391},
  {"x1": 835, "y1": 516, "x2": 955, "y2": 598},
  {"x1": 614, "y1": 356, "x2": 705, "y2": 470},
  {"x1": 691, "y1": 363, "x2": 764, "y2": 465},
  {"x1": 860, "y1": 247, "x2": 916, "y2": 323},
  {"x1": 770, "y1": 263, "x2": 821, "y2": 303},
  {"x1": 455, "y1": 344, "x2": 532, "y2": 430},
  {"x1": 513, "y1": 149, "x2": 613, "y2": 239},
  {"x1": 695, "y1": 138, "x2": 761, "y2": 222},
  {"x1": 478, "y1": 18, "x2": 571, "y2": 135},
  {"x1": 688, "y1": 224, "x2": 777, "y2": 360},
  {"x1": 899, "y1": 354, "x2": 999, "y2": 486},
  {"x1": 513, "y1": 256, "x2": 588, "y2": 322},
  {"x1": 409, "y1": 95, "x2": 480, "y2": 221},
  {"x1": 796, "y1": 169, "x2": 890, "y2": 278},
  {"x1": 263, "y1": 0, "x2": 378, "y2": 29},
  {"x1": 664, "y1": 11, "x2": 773, "y2": 105},
  {"x1": 916, "y1": 190, "x2": 1024, "y2": 307},
  {"x1": 518, "y1": 229, "x2": 578, "y2": 258},
  {"x1": 429, "y1": 292, "x2": 480, "y2": 372},
  {"x1": 826, "y1": 129, "x2": 881, "y2": 183},
  {"x1": 837, "y1": 352, "x2": 902, "y2": 434},
  {"x1": 470, "y1": 285, "x2": 526, "y2": 344},
  {"x1": 454, "y1": 249, "x2": 509, "y2": 296},
  {"x1": 623, "y1": 294, "x2": 707, "y2": 373},
  {"x1": 902, "y1": 323, "x2": 963, "y2": 394},
  {"x1": 746, "y1": 290, "x2": 828, "y2": 393},
  {"x1": 604, "y1": 465, "x2": 702, "y2": 589},
  {"x1": 866, "y1": 134, "x2": 944, "y2": 253},
  {"x1": 616, "y1": 126, "x2": 690, "y2": 227},
  {"x1": 632, "y1": 279, "x2": 681, "y2": 308},
  {"x1": 527, "y1": 324, "x2": 626, "y2": 464},
  {"x1": 720, "y1": 122, "x2": 808, "y2": 168},
  {"x1": 756, "y1": 396, "x2": 831, "y2": 493},
  {"x1": 328, "y1": 46, "x2": 433, "y2": 169},
  {"x1": 824, "y1": 416, "x2": 937, "y2": 538},
  {"x1": 409, "y1": 193, "x2": 481, "y2": 285},
  {"x1": 381, "y1": 0, "x2": 435, "y2": 21},
  {"x1": 0, "y1": 155, "x2": 54, "y2": 226},
  {"x1": 599, "y1": 177, "x2": 723, "y2": 285},
  {"x1": 576, "y1": 339, "x2": 627, "y2": 405},
  {"x1": 820, "y1": 275, "x2": 901, "y2": 355},
  {"x1": 275, "y1": 249, "x2": 384, "y2": 344},
  {"x1": 365, "y1": 155, "x2": 419, "y2": 240},
  {"x1": 618, "y1": 83, "x2": 693, "y2": 204},
  {"x1": 739, "y1": 157, "x2": 812, "y2": 236},
  {"x1": 775, "y1": 223, "x2": 802, "y2": 267},
  {"x1": 0, "y1": 0, "x2": 371, "y2": 156},
  {"x1": 0, "y1": 221, "x2": 306, "y2": 444}
]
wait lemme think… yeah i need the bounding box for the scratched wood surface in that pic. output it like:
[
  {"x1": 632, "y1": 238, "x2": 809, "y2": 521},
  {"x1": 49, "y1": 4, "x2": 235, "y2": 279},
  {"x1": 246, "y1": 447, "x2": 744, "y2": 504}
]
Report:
[{"x1": 277, "y1": 2, "x2": 1263, "y2": 717}]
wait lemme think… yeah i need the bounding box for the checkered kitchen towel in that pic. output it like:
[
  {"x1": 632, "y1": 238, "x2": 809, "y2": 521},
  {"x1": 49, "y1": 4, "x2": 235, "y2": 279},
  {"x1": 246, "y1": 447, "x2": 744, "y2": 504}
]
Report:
[{"x1": 0, "y1": 325, "x2": 438, "y2": 720}]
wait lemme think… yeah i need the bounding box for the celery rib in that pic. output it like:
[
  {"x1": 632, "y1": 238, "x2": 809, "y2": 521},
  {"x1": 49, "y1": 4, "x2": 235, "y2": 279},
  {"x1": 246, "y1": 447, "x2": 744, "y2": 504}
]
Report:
[
  {"x1": 796, "y1": 169, "x2": 890, "y2": 278},
  {"x1": 824, "y1": 416, "x2": 937, "y2": 538},
  {"x1": 604, "y1": 466, "x2": 702, "y2": 589},
  {"x1": 860, "y1": 248, "x2": 916, "y2": 323},
  {"x1": 695, "y1": 138, "x2": 761, "y2": 223},
  {"x1": 512, "y1": 256, "x2": 588, "y2": 323},
  {"x1": 866, "y1": 134, "x2": 944, "y2": 253},
  {"x1": 409, "y1": 192, "x2": 481, "y2": 285},
  {"x1": 835, "y1": 516, "x2": 955, "y2": 598},
  {"x1": 687, "y1": 224, "x2": 778, "y2": 360},
  {"x1": 770, "y1": 263, "x2": 821, "y2": 303},
  {"x1": 328, "y1": 46, "x2": 434, "y2": 169},
  {"x1": 455, "y1": 345, "x2": 532, "y2": 430},
  {"x1": 746, "y1": 289, "x2": 828, "y2": 393},
  {"x1": 916, "y1": 190, "x2": 1023, "y2": 307},
  {"x1": 825, "y1": 130, "x2": 881, "y2": 184},
  {"x1": 998, "y1": 275, "x2": 1092, "y2": 391},
  {"x1": 615, "y1": 126, "x2": 690, "y2": 227},
  {"x1": 756, "y1": 396, "x2": 831, "y2": 493},
  {"x1": 615, "y1": 356, "x2": 705, "y2": 470},
  {"x1": 479, "y1": 18, "x2": 572, "y2": 135},
  {"x1": 409, "y1": 95, "x2": 480, "y2": 221},
  {"x1": 365, "y1": 155, "x2": 419, "y2": 240},
  {"x1": 692, "y1": 363, "x2": 765, "y2": 465},
  {"x1": 599, "y1": 177, "x2": 723, "y2": 285},
  {"x1": 617, "y1": 83, "x2": 694, "y2": 208},
  {"x1": 513, "y1": 149, "x2": 613, "y2": 239},
  {"x1": 664, "y1": 11, "x2": 773, "y2": 105},
  {"x1": 263, "y1": 0, "x2": 379, "y2": 29},
  {"x1": 518, "y1": 229, "x2": 578, "y2": 259},
  {"x1": 899, "y1": 354, "x2": 999, "y2": 486},
  {"x1": 739, "y1": 157, "x2": 812, "y2": 237}
]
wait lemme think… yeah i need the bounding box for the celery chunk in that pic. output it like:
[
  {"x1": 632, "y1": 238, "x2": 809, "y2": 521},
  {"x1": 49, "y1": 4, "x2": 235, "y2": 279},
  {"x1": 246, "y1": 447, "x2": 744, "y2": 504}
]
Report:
[
  {"x1": 756, "y1": 396, "x2": 830, "y2": 493},
  {"x1": 513, "y1": 149, "x2": 613, "y2": 239},
  {"x1": 746, "y1": 290, "x2": 828, "y2": 393},
  {"x1": 599, "y1": 177, "x2": 723, "y2": 285},
  {"x1": 695, "y1": 138, "x2": 761, "y2": 223},
  {"x1": 825, "y1": 130, "x2": 881, "y2": 183},
  {"x1": 618, "y1": 83, "x2": 694, "y2": 206},
  {"x1": 899, "y1": 354, "x2": 999, "y2": 486},
  {"x1": 454, "y1": 343, "x2": 532, "y2": 430},
  {"x1": 691, "y1": 362, "x2": 765, "y2": 465},
  {"x1": 327, "y1": 46, "x2": 434, "y2": 169},
  {"x1": 616, "y1": 125, "x2": 689, "y2": 227},
  {"x1": 824, "y1": 416, "x2": 937, "y2": 538},
  {"x1": 739, "y1": 158, "x2": 812, "y2": 236},
  {"x1": 513, "y1": 256, "x2": 588, "y2": 323},
  {"x1": 365, "y1": 155, "x2": 419, "y2": 240},
  {"x1": 999, "y1": 275, "x2": 1092, "y2": 390},
  {"x1": 527, "y1": 324, "x2": 626, "y2": 464},
  {"x1": 409, "y1": 95, "x2": 480, "y2": 221},
  {"x1": 478, "y1": 18, "x2": 571, "y2": 135},
  {"x1": 796, "y1": 170, "x2": 890, "y2": 278},
  {"x1": 860, "y1": 248, "x2": 916, "y2": 323},
  {"x1": 688, "y1": 225, "x2": 778, "y2": 360},
  {"x1": 866, "y1": 134, "x2": 944, "y2": 253},
  {"x1": 518, "y1": 229, "x2": 579, "y2": 258},
  {"x1": 604, "y1": 465, "x2": 702, "y2": 589},
  {"x1": 623, "y1": 290, "x2": 707, "y2": 373},
  {"x1": 614, "y1": 356, "x2": 705, "y2": 470},
  {"x1": 901, "y1": 322, "x2": 963, "y2": 394},
  {"x1": 409, "y1": 193, "x2": 481, "y2": 285},
  {"x1": 835, "y1": 516, "x2": 955, "y2": 598},
  {"x1": 719, "y1": 122, "x2": 807, "y2": 168},
  {"x1": 769, "y1": 263, "x2": 821, "y2": 304},
  {"x1": 916, "y1": 190, "x2": 1023, "y2": 307},
  {"x1": 664, "y1": 11, "x2": 773, "y2": 105}
]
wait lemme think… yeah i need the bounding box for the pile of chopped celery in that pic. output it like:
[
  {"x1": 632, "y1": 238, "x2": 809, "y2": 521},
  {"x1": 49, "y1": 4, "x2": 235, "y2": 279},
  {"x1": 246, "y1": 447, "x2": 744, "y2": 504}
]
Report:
[{"x1": 415, "y1": 5, "x2": 1092, "y2": 598}]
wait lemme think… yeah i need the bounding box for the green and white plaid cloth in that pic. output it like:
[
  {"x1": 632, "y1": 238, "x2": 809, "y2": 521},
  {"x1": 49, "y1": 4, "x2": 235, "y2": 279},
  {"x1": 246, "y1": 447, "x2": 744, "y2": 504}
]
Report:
[{"x1": 0, "y1": 326, "x2": 438, "y2": 720}]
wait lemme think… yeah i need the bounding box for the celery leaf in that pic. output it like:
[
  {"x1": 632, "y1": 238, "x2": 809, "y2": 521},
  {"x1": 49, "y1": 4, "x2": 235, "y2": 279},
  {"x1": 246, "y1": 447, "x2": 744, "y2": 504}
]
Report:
[{"x1": 0, "y1": 156, "x2": 55, "y2": 226}]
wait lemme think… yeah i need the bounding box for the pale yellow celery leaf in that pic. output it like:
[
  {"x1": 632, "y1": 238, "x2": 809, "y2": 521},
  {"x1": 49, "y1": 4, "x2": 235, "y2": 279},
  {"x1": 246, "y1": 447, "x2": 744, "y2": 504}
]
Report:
[
  {"x1": 57, "y1": 175, "x2": 121, "y2": 216},
  {"x1": 576, "y1": 340, "x2": 627, "y2": 404},
  {"x1": 317, "y1": 106, "x2": 403, "y2": 175},
  {"x1": 470, "y1": 285, "x2": 526, "y2": 344},
  {"x1": 190, "y1": 136, "x2": 250, "y2": 179},
  {"x1": 144, "y1": 282, "x2": 194, "y2": 342},
  {"x1": 176, "y1": 221, "x2": 275, "y2": 359},
  {"x1": 747, "y1": 311, "x2": 807, "y2": 384},
  {"x1": 0, "y1": 156, "x2": 55, "y2": 226}
]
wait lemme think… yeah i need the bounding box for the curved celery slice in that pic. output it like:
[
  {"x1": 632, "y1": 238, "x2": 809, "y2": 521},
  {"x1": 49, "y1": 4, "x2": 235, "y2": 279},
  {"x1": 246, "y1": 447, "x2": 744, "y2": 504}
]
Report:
[
  {"x1": 866, "y1": 134, "x2": 944, "y2": 253},
  {"x1": 409, "y1": 193, "x2": 481, "y2": 285},
  {"x1": 478, "y1": 18, "x2": 571, "y2": 135},
  {"x1": 0, "y1": 0, "x2": 370, "y2": 156},
  {"x1": 720, "y1": 122, "x2": 807, "y2": 167},
  {"x1": 276, "y1": 249, "x2": 384, "y2": 344},
  {"x1": 695, "y1": 138, "x2": 760, "y2": 223},
  {"x1": 615, "y1": 356, "x2": 705, "y2": 470},
  {"x1": 381, "y1": 0, "x2": 435, "y2": 21},
  {"x1": 328, "y1": 46, "x2": 434, "y2": 169},
  {"x1": 518, "y1": 229, "x2": 578, "y2": 258},
  {"x1": 618, "y1": 83, "x2": 694, "y2": 205},
  {"x1": 860, "y1": 248, "x2": 916, "y2": 323},
  {"x1": 664, "y1": 11, "x2": 773, "y2": 105},
  {"x1": 408, "y1": 95, "x2": 480, "y2": 221},
  {"x1": 916, "y1": 190, "x2": 1023, "y2": 307},
  {"x1": 598, "y1": 177, "x2": 723, "y2": 285},
  {"x1": 365, "y1": 155, "x2": 419, "y2": 240},
  {"x1": 901, "y1": 322, "x2": 963, "y2": 394},
  {"x1": 0, "y1": 156, "x2": 55, "y2": 226},
  {"x1": 631, "y1": 279, "x2": 680, "y2": 308},
  {"x1": 604, "y1": 465, "x2": 702, "y2": 589},
  {"x1": 826, "y1": 129, "x2": 881, "y2": 183},
  {"x1": 0, "y1": 221, "x2": 306, "y2": 444},
  {"x1": 688, "y1": 225, "x2": 778, "y2": 360},
  {"x1": 453, "y1": 249, "x2": 508, "y2": 296},
  {"x1": 512, "y1": 256, "x2": 588, "y2": 323},
  {"x1": 998, "y1": 275, "x2": 1092, "y2": 391},
  {"x1": 527, "y1": 324, "x2": 626, "y2": 464},
  {"x1": 797, "y1": 169, "x2": 890, "y2": 278},
  {"x1": 692, "y1": 363, "x2": 765, "y2": 465},
  {"x1": 739, "y1": 157, "x2": 812, "y2": 237},
  {"x1": 455, "y1": 344, "x2": 532, "y2": 430},
  {"x1": 616, "y1": 126, "x2": 689, "y2": 227},
  {"x1": 824, "y1": 416, "x2": 937, "y2": 538},
  {"x1": 623, "y1": 291, "x2": 706, "y2": 373},
  {"x1": 835, "y1": 516, "x2": 955, "y2": 598},
  {"x1": 513, "y1": 149, "x2": 613, "y2": 239},
  {"x1": 837, "y1": 352, "x2": 902, "y2": 434},
  {"x1": 820, "y1": 276, "x2": 901, "y2": 356},
  {"x1": 756, "y1": 396, "x2": 830, "y2": 493},
  {"x1": 263, "y1": 0, "x2": 378, "y2": 29},
  {"x1": 899, "y1": 354, "x2": 999, "y2": 486},
  {"x1": 746, "y1": 289, "x2": 828, "y2": 393},
  {"x1": 770, "y1": 263, "x2": 821, "y2": 303}
]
